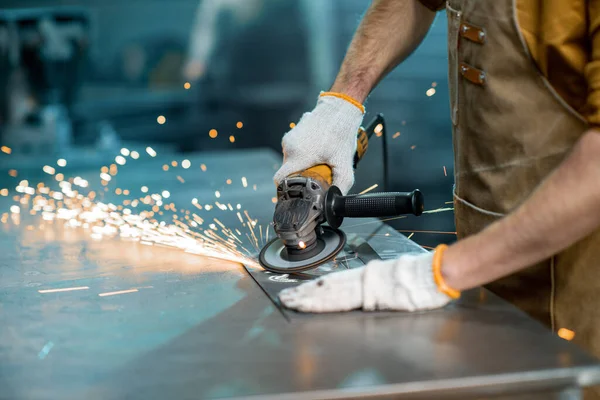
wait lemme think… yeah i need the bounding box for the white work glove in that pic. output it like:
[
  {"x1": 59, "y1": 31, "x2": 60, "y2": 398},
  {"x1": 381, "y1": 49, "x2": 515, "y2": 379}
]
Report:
[
  {"x1": 278, "y1": 252, "x2": 453, "y2": 313},
  {"x1": 273, "y1": 93, "x2": 365, "y2": 195}
]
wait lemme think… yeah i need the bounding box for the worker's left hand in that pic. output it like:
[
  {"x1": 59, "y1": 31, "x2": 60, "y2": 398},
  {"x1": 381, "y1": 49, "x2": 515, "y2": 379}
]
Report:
[{"x1": 278, "y1": 252, "x2": 452, "y2": 312}]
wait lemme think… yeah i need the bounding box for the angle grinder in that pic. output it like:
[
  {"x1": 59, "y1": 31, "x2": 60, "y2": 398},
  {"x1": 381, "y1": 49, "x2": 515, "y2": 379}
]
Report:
[{"x1": 259, "y1": 114, "x2": 424, "y2": 274}]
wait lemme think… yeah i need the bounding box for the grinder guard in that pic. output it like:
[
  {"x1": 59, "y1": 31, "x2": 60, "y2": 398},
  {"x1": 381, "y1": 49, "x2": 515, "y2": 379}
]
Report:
[{"x1": 273, "y1": 174, "x2": 328, "y2": 253}]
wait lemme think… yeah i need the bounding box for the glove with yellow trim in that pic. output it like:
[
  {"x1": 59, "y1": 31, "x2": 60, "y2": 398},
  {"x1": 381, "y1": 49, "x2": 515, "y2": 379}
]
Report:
[
  {"x1": 278, "y1": 252, "x2": 455, "y2": 313},
  {"x1": 273, "y1": 92, "x2": 365, "y2": 195}
]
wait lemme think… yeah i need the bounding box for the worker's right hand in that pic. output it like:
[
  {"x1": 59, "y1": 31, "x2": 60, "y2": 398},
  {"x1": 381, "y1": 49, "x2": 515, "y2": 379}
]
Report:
[{"x1": 273, "y1": 92, "x2": 365, "y2": 195}]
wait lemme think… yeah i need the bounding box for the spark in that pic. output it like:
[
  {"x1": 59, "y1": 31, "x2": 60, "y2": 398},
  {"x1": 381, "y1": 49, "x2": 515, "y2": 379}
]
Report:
[
  {"x1": 215, "y1": 191, "x2": 221, "y2": 198},
  {"x1": 182, "y1": 159, "x2": 191, "y2": 169},
  {"x1": 146, "y1": 147, "x2": 157, "y2": 157},
  {"x1": 131, "y1": 151, "x2": 140, "y2": 159},
  {"x1": 443, "y1": 166, "x2": 447, "y2": 176},
  {"x1": 411, "y1": 145, "x2": 416, "y2": 150},
  {"x1": 43, "y1": 166, "x2": 56, "y2": 175},
  {"x1": 558, "y1": 328, "x2": 575, "y2": 341},
  {"x1": 407, "y1": 233, "x2": 414, "y2": 239},
  {"x1": 359, "y1": 184, "x2": 378, "y2": 195},
  {"x1": 209, "y1": 129, "x2": 218, "y2": 138},
  {"x1": 423, "y1": 207, "x2": 453, "y2": 214},
  {"x1": 236, "y1": 204, "x2": 241, "y2": 210},
  {"x1": 115, "y1": 156, "x2": 126, "y2": 165},
  {"x1": 201, "y1": 164, "x2": 207, "y2": 172},
  {"x1": 177, "y1": 176, "x2": 185, "y2": 183},
  {"x1": 432, "y1": 82, "x2": 437, "y2": 87},
  {"x1": 157, "y1": 115, "x2": 166, "y2": 124},
  {"x1": 1, "y1": 148, "x2": 261, "y2": 272},
  {"x1": 347, "y1": 215, "x2": 407, "y2": 229},
  {"x1": 163, "y1": 165, "x2": 169, "y2": 171},
  {"x1": 253, "y1": 184, "x2": 257, "y2": 191},
  {"x1": 395, "y1": 229, "x2": 456, "y2": 235},
  {"x1": 244, "y1": 210, "x2": 259, "y2": 249},
  {"x1": 184, "y1": 82, "x2": 191, "y2": 89},
  {"x1": 229, "y1": 135, "x2": 235, "y2": 143},
  {"x1": 98, "y1": 289, "x2": 139, "y2": 297},
  {"x1": 445, "y1": 201, "x2": 453, "y2": 204},
  {"x1": 426, "y1": 88, "x2": 436, "y2": 97},
  {"x1": 374, "y1": 124, "x2": 383, "y2": 135},
  {"x1": 236, "y1": 121, "x2": 243, "y2": 128},
  {"x1": 298, "y1": 241, "x2": 306, "y2": 249},
  {"x1": 271, "y1": 197, "x2": 277, "y2": 203},
  {"x1": 38, "y1": 341, "x2": 54, "y2": 360},
  {"x1": 226, "y1": 179, "x2": 232, "y2": 185},
  {"x1": 120, "y1": 148, "x2": 130, "y2": 156},
  {"x1": 8, "y1": 169, "x2": 17, "y2": 177},
  {"x1": 100, "y1": 173, "x2": 111, "y2": 181},
  {"x1": 57, "y1": 159, "x2": 67, "y2": 167},
  {"x1": 242, "y1": 177, "x2": 247, "y2": 187},
  {"x1": 393, "y1": 132, "x2": 401, "y2": 139},
  {"x1": 213, "y1": 218, "x2": 227, "y2": 229},
  {"x1": 38, "y1": 286, "x2": 89, "y2": 293},
  {"x1": 289, "y1": 122, "x2": 296, "y2": 129},
  {"x1": 1, "y1": 146, "x2": 11, "y2": 154},
  {"x1": 171, "y1": 161, "x2": 178, "y2": 167}
]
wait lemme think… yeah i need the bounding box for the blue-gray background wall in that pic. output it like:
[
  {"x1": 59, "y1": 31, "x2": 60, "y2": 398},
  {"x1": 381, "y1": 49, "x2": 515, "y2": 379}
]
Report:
[{"x1": 2, "y1": 0, "x2": 456, "y2": 246}]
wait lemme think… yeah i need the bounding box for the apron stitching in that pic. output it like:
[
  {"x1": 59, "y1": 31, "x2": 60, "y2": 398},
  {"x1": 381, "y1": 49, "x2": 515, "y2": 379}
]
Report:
[
  {"x1": 453, "y1": 191, "x2": 504, "y2": 217},
  {"x1": 455, "y1": 146, "x2": 573, "y2": 176},
  {"x1": 550, "y1": 256, "x2": 556, "y2": 332}
]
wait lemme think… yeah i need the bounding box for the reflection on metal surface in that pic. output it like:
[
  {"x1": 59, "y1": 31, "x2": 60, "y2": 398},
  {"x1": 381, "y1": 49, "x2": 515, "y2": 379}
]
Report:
[
  {"x1": 98, "y1": 288, "x2": 139, "y2": 297},
  {"x1": 38, "y1": 286, "x2": 89, "y2": 294}
]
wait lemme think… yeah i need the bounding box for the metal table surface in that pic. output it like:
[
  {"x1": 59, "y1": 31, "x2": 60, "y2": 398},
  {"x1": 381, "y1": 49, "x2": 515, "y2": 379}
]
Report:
[{"x1": 0, "y1": 148, "x2": 599, "y2": 400}]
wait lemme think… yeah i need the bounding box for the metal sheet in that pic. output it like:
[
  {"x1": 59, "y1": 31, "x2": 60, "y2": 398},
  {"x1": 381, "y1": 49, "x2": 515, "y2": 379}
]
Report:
[{"x1": 0, "y1": 148, "x2": 599, "y2": 400}]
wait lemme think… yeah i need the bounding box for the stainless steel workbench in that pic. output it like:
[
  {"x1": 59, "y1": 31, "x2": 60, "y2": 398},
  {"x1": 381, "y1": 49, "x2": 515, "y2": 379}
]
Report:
[{"x1": 0, "y1": 148, "x2": 598, "y2": 399}]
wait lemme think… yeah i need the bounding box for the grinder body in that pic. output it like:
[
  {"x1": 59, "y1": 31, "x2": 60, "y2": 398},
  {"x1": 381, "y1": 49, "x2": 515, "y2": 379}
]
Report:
[
  {"x1": 272, "y1": 126, "x2": 370, "y2": 255},
  {"x1": 260, "y1": 114, "x2": 424, "y2": 273}
]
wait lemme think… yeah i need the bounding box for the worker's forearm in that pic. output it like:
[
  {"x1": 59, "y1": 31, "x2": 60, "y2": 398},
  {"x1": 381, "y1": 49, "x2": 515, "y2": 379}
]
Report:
[
  {"x1": 443, "y1": 130, "x2": 600, "y2": 291},
  {"x1": 330, "y1": 0, "x2": 436, "y2": 103}
]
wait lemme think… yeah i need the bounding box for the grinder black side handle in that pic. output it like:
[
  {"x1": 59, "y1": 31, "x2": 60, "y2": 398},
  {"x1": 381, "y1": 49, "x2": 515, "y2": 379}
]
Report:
[
  {"x1": 285, "y1": 114, "x2": 384, "y2": 190},
  {"x1": 324, "y1": 186, "x2": 424, "y2": 229}
]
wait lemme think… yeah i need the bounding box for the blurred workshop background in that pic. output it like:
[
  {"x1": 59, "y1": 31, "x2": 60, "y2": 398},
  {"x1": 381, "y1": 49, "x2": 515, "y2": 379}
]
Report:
[{"x1": 0, "y1": 0, "x2": 453, "y2": 248}]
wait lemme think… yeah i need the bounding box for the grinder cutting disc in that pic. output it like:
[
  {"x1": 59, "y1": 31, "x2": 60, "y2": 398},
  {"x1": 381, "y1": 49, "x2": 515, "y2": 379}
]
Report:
[{"x1": 258, "y1": 226, "x2": 346, "y2": 274}]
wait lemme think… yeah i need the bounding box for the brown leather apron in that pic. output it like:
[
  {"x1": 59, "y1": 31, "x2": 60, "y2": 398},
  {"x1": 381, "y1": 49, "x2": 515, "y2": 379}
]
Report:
[{"x1": 447, "y1": 0, "x2": 600, "y2": 393}]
